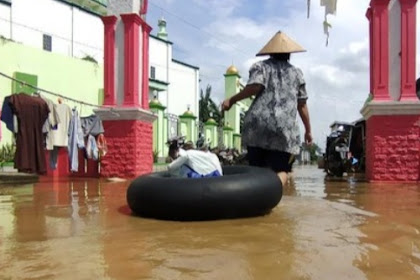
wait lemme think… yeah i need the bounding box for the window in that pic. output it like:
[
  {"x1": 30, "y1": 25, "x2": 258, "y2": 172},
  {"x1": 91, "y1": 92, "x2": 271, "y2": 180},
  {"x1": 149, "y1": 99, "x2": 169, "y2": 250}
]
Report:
[
  {"x1": 150, "y1": 66, "x2": 156, "y2": 79},
  {"x1": 43, "y1": 34, "x2": 52, "y2": 52}
]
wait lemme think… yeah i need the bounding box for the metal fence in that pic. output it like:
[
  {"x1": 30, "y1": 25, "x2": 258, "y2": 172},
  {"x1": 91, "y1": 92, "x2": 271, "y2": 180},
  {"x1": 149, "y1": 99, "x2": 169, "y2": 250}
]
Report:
[
  {"x1": 197, "y1": 121, "x2": 225, "y2": 149},
  {"x1": 166, "y1": 113, "x2": 179, "y2": 139}
]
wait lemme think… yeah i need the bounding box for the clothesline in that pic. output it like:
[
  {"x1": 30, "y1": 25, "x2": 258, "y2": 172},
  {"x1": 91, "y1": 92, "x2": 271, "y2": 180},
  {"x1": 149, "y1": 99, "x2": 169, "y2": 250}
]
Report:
[{"x1": 0, "y1": 71, "x2": 105, "y2": 109}]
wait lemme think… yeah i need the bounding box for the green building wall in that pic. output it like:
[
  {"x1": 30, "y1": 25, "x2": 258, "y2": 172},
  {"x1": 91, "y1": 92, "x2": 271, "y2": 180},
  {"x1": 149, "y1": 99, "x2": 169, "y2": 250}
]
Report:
[
  {"x1": 0, "y1": 41, "x2": 103, "y2": 145},
  {"x1": 223, "y1": 68, "x2": 250, "y2": 150}
]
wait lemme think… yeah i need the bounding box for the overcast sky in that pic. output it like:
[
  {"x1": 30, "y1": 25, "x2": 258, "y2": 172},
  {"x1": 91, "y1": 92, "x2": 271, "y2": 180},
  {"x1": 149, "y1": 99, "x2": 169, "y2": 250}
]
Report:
[{"x1": 146, "y1": 0, "x2": 419, "y2": 150}]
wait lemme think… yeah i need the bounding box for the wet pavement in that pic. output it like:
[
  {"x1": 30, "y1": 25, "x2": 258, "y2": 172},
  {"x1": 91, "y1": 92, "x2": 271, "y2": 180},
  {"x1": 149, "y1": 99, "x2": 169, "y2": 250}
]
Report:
[{"x1": 0, "y1": 165, "x2": 419, "y2": 280}]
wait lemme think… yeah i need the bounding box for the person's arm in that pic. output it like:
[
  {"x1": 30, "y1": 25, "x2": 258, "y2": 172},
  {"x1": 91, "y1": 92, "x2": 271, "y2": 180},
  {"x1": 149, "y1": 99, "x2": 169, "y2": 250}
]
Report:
[
  {"x1": 297, "y1": 101, "x2": 313, "y2": 145},
  {"x1": 167, "y1": 154, "x2": 188, "y2": 173},
  {"x1": 222, "y1": 84, "x2": 264, "y2": 111},
  {"x1": 231, "y1": 84, "x2": 264, "y2": 104}
]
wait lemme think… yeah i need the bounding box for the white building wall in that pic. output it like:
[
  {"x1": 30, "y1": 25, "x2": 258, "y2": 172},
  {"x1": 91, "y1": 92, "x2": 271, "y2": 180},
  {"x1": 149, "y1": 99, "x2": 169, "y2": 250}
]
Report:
[
  {"x1": 0, "y1": 0, "x2": 103, "y2": 61},
  {"x1": 149, "y1": 38, "x2": 169, "y2": 83},
  {"x1": 169, "y1": 60, "x2": 199, "y2": 117},
  {"x1": 149, "y1": 37, "x2": 170, "y2": 109},
  {"x1": 72, "y1": 8, "x2": 103, "y2": 61},
  {"x1": 11, "y1": 0, "x2": 72, "y2": 56},
  {"x1": 388, "y1": 0, "x2": 401, "y2": 101},
  {"x1": 0, "y1": 3, "x2": 11, "y2": 38}
]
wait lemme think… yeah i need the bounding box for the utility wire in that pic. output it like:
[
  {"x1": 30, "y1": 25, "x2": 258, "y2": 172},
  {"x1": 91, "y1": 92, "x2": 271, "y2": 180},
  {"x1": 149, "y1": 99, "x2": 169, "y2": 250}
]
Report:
[
  {"x1": 0, "y1": 17, "x2": 103, "y2": 52},
  {"x1": 149, "y1": 2, "x2": 253, "y2": 58},
  {"x1": 0, "y1": 71, "x2": 105, "y2": 109}
]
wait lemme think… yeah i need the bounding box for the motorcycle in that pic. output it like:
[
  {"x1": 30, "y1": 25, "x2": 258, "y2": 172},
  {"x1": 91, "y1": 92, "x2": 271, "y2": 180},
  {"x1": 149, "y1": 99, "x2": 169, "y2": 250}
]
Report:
[{"x1": 324, "y1": 127, "x2": 351, "y2": 177}]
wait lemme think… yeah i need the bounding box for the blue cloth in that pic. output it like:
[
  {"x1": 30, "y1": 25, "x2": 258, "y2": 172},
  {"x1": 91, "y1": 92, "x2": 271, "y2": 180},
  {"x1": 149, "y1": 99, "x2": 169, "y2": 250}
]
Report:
[
  {"x1": 68, "y1": 109, "x2": 85, "y2": 172},
  {"x1": 184, "y1": 165, "x2": 222, "y2": 178},
  {"x1": 1, "y1": 96, "x2": 14, "y2": 132}
]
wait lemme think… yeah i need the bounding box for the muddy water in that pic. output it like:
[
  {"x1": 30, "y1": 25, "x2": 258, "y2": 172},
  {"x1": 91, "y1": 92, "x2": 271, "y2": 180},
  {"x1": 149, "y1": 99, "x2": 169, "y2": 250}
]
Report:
[{"x1": 0, "y1": 166, "x2": 419, "y2": 280}]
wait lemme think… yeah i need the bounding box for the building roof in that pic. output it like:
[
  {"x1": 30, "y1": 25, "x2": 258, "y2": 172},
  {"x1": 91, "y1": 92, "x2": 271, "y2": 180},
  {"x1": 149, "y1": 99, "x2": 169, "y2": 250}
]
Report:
[
  {"x1": 226, "y1": 65, "x2": 239, "y2": 75},
  {"x1": 172, "y1": 59, "x2": 199, "y2": 70},
  {"x1": 55, "y1": 0, "x2": 107, "y2": 16}
]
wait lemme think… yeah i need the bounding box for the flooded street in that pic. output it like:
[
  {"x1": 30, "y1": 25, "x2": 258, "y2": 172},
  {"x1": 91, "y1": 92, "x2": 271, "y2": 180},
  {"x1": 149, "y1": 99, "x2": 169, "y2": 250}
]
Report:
[{"x1": 0, "y1": 166, "x2": 419, "y2": 280}]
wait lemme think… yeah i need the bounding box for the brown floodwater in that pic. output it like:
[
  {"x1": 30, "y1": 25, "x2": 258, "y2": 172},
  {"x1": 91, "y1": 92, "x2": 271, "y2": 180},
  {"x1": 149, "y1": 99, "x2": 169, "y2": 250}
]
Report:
[{"x1": 0, "y1": 165, "x2": 419, "y2": 280}]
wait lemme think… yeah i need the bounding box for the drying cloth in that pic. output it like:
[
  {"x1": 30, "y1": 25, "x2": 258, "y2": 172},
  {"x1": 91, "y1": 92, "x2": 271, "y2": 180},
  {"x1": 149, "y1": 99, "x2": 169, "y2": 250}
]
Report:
[
  {"x1": 68, "y1": 109, "x2": 85, "y2": 172},
  {"x1": 51, "y1": 103, "x2": 72, "y2": 147}
]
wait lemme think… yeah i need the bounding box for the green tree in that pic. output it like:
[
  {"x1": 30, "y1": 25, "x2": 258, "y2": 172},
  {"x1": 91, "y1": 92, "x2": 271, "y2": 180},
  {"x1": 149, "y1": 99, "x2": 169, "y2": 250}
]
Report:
[
  {"x1": 199, "y1": 85, "x2": 223, "y2": 126},
  {"x1": 302, "y1": 142, "x2": 322, "y2": 163}
]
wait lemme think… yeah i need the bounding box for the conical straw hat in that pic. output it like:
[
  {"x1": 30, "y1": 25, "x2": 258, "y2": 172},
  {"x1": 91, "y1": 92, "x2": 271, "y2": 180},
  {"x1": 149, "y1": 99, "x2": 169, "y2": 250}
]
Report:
[{"x1": 256, "y1": 31, "x2": 306, "y2": 56}]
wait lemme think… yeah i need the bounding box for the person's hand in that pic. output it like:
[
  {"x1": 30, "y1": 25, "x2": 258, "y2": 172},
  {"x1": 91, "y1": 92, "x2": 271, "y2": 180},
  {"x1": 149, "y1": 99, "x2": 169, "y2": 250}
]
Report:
[
  {"x1": 221, "y1": 98, "x2": 234, "y2": 112},
  {"x1": 305, "y1": 131, "x2": 313, "y2": 146}
]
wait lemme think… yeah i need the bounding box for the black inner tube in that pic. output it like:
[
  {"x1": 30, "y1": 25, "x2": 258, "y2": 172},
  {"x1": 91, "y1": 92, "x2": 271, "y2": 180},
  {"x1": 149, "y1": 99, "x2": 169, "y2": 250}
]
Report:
[{"x1": 127, "y1": 165, "x2": 283, "y2": 221}]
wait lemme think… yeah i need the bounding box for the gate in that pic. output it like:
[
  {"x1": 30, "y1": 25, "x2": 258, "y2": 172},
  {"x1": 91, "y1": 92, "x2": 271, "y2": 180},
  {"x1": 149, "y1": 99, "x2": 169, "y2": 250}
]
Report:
[{"x1": 166, "y1": 113, "x2": 179, "y2": 139}]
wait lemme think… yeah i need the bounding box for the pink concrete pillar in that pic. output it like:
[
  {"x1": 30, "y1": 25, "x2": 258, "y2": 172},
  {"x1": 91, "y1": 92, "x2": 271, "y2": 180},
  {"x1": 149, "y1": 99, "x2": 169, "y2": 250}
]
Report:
[
  {"x1": 400, "y1": 0, "x2": 418, "y2": 101},
  {"x1": 366, "y1": 8, "x2": 374, "y2": 95},
  {"x1": 139, "y1": 18, "x2": 152, "y2": 110},
  {"x1": 140, "y1": 0, "x2": 148, "y2": 15},
  {"x1": 101, "y1": 16, "x2": 118, "y2": 106},
  {"x1": 370, "y1": 0, "x2": 391, "y2": 101},
  {"x1": 121, "y1": 14, "x2": 141, "y2": 107}
]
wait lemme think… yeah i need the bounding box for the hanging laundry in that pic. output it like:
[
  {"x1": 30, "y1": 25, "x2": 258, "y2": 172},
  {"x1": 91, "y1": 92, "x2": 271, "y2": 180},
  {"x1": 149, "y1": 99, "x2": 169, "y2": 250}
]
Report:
[
  {"x1": 97, "y1": 134, "x2": 108, "y2": 158},
  {"x1": 80, "y1": 114, "x2": 104, "y2": 137},
  {"x1": 86, "y1": 134, "x2": 99, "y2": 161},
  {"x1": 40, "y1": 95, "x2": 60, "y2": 150},
  {"x1": 1, "y1": 96, "x2": 15, "y2": 133},
  {"x1": 320, "y1": 0, "x2": 337, "y2": 46},
  {"x1": 68, "y1": 108, "x2": 85, "y2": 172},
  {"x1": 51, "y1": 103, "x2": 72, "y2": 147},
  {"x1": 321, "y1": 0, "x2": 337, "y2": 16},
  {"x1": 307, "y1": 0, "x2": 311, "y2": 18},
  {"x1": 8, "y1": 93, "x2": 49, "y2": 174},
  {"x1": 323, "y1": 20, "x2": 332, "y2": 46},
  {"x1": 1, "y1": 96, "x2": 19, "y2": 134}
]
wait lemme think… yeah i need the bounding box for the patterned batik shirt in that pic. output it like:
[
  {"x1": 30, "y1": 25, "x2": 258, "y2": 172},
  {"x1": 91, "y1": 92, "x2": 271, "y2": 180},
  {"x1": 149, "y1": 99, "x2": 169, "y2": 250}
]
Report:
[{"x1": 242, "y1": 58, "x2": 308, "y2": 155}]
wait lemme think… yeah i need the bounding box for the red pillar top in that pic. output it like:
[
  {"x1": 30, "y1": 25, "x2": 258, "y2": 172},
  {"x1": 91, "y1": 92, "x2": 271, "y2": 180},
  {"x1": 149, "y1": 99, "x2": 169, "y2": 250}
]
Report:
[
  {"x1": 121, "y1": 13, "x2": 142, "y2": 26},
  {"x1": 102, "y1": 15, "x2": 118, "y2": 26}
]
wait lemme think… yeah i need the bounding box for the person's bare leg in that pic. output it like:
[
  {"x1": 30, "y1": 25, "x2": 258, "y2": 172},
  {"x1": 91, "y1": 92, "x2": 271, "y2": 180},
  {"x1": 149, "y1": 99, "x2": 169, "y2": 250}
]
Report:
[{"x1": 277, "y1": 172, "x2": 288, "y2": 187}]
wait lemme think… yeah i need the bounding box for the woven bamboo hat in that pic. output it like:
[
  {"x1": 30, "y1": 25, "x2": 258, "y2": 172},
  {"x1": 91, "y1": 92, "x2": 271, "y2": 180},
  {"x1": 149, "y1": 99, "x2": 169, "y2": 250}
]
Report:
[{"x1": 256, "y1": 31, "x2": 306, "y2": 56}]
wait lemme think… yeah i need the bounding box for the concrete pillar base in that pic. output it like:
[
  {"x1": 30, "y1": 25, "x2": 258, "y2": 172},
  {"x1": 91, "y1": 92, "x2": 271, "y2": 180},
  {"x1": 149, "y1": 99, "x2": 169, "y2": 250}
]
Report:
[
  {"x1": 361, "y1": 101, "x2": 420, "y2": 182},
  {"x1": 95, "y1": 107, "x2": 157, "y2": 178}
]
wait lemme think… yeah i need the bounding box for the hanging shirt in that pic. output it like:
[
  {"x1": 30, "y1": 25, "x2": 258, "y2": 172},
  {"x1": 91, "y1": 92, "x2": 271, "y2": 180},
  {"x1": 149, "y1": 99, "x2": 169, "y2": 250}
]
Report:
[
  {"x1": 68, "y1": 109, "x2": 85, "y2": 172},
  {"x1": 168, "y1": 149, "x2": 223, "y2": 178},
  {"x1": 52, "y1": 103, "x2": 72, "y2": 147},
  {"x1": 9, "y1": 93, "x2": 49, "y2": 174},
  {"x1": 80, "y1": 115, "x2": 104, "y2": 137},
  {"x1": 1, "y1": 96, "x2": 15, "y2": 132},
  {"x1": 41, "y1": 96, "x2": 60, "y2": 150}
]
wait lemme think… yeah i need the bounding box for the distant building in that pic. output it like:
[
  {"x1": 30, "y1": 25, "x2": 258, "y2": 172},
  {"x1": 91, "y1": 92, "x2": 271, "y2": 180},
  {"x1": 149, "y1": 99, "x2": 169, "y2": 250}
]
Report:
[
  {"x1": 0, "y1": 0, "x2": 199, "y2": 117},
  {"x1": 0, "y1": 0, "x2": 199, "y2": 152}
]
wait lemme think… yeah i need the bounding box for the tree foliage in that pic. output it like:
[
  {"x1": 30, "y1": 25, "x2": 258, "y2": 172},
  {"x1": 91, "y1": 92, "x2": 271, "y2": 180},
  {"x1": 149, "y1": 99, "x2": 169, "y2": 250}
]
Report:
[{"x1": 199, "y1": 85, "x2": 223, "y2": 126}]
